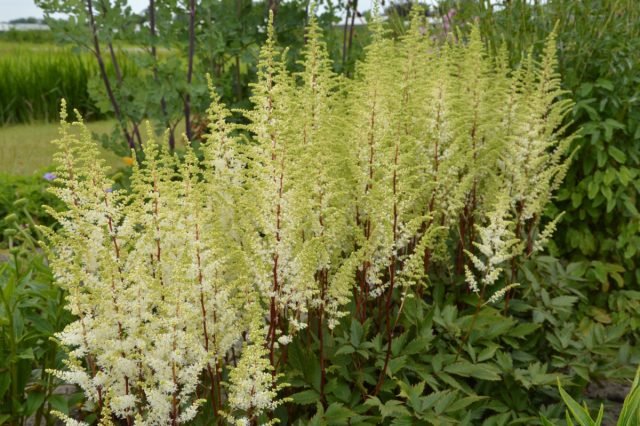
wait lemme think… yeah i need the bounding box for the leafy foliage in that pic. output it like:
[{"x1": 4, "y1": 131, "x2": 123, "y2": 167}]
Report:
[
  {"x1": 0, "y1": 243, "x2": 77, "y2": 425},
  {"x1": 0, "y1": 173, "x2": 63, "y2": 247},
  {"x1": 541, "y1": 366, "x2": 640, "y2": 426}
]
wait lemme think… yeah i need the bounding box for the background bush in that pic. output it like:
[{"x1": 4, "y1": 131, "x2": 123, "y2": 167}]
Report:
[
  {"x1": 0, "y1": 174, "x2": 63, "y2": 246},
  {"x1": 0, "y1": 254, "x2": 78, "y2": 426},
  {"x1": 447, "y1": 0, "x2": 640, "y2": 289}
]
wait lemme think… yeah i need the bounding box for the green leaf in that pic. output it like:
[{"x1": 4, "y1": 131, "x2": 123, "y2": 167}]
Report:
[
  {"x1": 624, "y1": 199, "x2": 639, "y2": 216},
  {"x1": 444, "y1": 361, "x2": 501, "y2": 381},
  {"x1": 402, "y1": 336, "x2": 431, "y2": 355},
  {"x1": 25, "y1": 391, "x2": 46, "y2": 417},
  {"x1": 578, "y1": 83, "x2": 593, "y2": 96},
  {"x1": 18, "y1": 347, "x2": 35, "y2": 360},
  {"x1": 477, "y1": 344, "x2": 499, "y2": 362},
  {"x1": 326, "y1": 380, "x2": 351, "y2": 403},
  {"x1": 398, "y1": 380, "x2": 425, "y2": 410},
  {"x1": 592, "y1": 262, "x2": 608, "y2": 284},
  {"x1": 2, "y1": 276, "x2": 16, "y2": 303},
  {"x1": 446, "y1": 395, "x2": 487, "y2": 412},
  {"x1": 0, "y1": 372, "x2": 10, "y2": 400},
  {"x1": 608, "y1": 146, "x2": 627, "y2": 164},
  {"x1": 390, "y1": 416, "x2": 415, "y2": 426},
  {"x1": 595, "y1": 79, "x2": 614, "y2": 91},
  {"x1": 617, "y1": 374, "x2": 640, "y2": 425},
  {"x1": 557, "y1": 379, "x2": 596, "y2": 426},
  {"x1": 324, "y1": 402, "x2": 354, "y2": 425},
  {"x1": 571, "y1": 192, "x2": 583, "y2": 208},
  {"x1": 388, "y1": 356, "x2": 407, "y2": 375},
  {"x1": 509, "y1": 323, "x2": 541, "y2": 338},
  {"x1": 589, "y1": 307, "x2": 612, "y2": 324},
  {"x1": 350, "y1": 320, "x2": 363, "y2": 348},
  {"x1": 433, "y1": 390, "x2": 457, "y2": 414},
  {"x1": 48, "y1": 394, "x2": 70, "y2": 415},
  {"x1": 334, "y1": 345, "x2": 355, "y2": 356},
  {"x1": 379, "y1": 399, "x2": 410, "y2": 419},
  {"x1": 291, "y1": 389, "x2": 321, "y2": 405},
  {"x1": 587, "y1": 181, "x2": 599, "y2": 199},
  {"x1": 594, "y1": 404, "x2": 604, "y2": 425},
  {"x1": 604, "y1": 118, "x2": 625, "y2": 129},
  {"x1": 309, "y1": 401, "x2": 325, "y2": 426},
  {"x1": 551, "y1": 296, "x2": 578, "y2": 308}
]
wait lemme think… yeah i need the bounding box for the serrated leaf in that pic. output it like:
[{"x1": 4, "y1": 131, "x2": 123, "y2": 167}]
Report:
[
  {"x1": 433, "y1": 390, "x2": 457, "y2": 414},
  {"x1": 446, "y1": 395, "x2": 487, "y2": 412},
  {"x1": 326, "y1": 381, "x2": 351, "y2": 403},
  {"x1": 379, "y1": 399, "x2": 410, "y2": 419},
  {"x1": 291, "y1": 389, "x2": 320, "y2": 405},
  {"x1": 403, "y1": 336, "x2": 431, "y2": 355},
  {"x1": 324, "y1": 402, "x2": 354, "y2": 425},
  {"x1": 350, "y1": 320, "x2": 363, "y2": 348},
  {"x1": 477, "y1": 344, "x2": 499, "y2": 362},
  {"x1": 390, "y1": 416, "x2": 415, "y2": 426},
  {"x1": 509, "y1": 323, "x2": 541, "y2": 338},
  {"x1": 551, "y1": 295, "x2": 578, "y2": 308},
  {"x1": 334, "y1": 345, "x2": 355, "y2": 356},
  {"x1": 388, "y1": 356, "x2": 407, "y2": 375},
  {"x1": 444, "y1": 361, "x2": 501, "y2": 381}
]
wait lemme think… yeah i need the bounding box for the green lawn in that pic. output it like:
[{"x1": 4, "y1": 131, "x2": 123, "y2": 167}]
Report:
[{"x1": 0, "y1": 120, "x2": 120, "y2": 175}]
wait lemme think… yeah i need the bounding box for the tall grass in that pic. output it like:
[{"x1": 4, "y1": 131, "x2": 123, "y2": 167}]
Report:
[
  {"x1": 0, "y1": 48, "x2": 100, "y2": 125},
  {"x1": 0, "y1": 44, "x2": 137, "y2": 126}
]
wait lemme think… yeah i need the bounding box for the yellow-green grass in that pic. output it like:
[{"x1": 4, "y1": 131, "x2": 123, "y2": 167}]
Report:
[{"x1": 0, "y1": 120, "x2": 121, "y2": 175}]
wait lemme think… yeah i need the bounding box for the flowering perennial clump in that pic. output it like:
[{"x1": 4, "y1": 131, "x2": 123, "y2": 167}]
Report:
[{"x1": 43, "y1": 10, "x2": 572, "y2": 425}]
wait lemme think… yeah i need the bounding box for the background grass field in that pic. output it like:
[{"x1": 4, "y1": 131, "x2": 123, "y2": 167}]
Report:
[{"x1": 0, "y1": 120, "x2": 119, "y2": 174}]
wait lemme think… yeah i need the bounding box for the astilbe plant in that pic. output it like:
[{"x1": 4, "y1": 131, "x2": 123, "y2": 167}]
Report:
[{"x1": 42, "y1": 9, "x2": 573, "y2": 425}]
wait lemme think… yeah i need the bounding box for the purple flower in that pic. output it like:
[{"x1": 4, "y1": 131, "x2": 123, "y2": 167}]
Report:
[
  {"x1": 43, "y1": 172, "x2": 57, "y2": 181},
  {"x1": 104, "y1": 187, "x2": 113, "y2": 193}
]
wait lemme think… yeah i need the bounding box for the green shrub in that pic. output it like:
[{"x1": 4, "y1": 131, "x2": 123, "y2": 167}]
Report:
[
  {"x1": 0, "y1": 173, "x2": 63, "y2": 247},
  {"x1": 0, "y1": 253, "x2": 80, "y2": 426},
  {"x1": 447, "y1": 0, "x2": 640, "y2": 289},
  {"x1": 1, "y1": 198, "x2": 79, "y2": 425}
]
